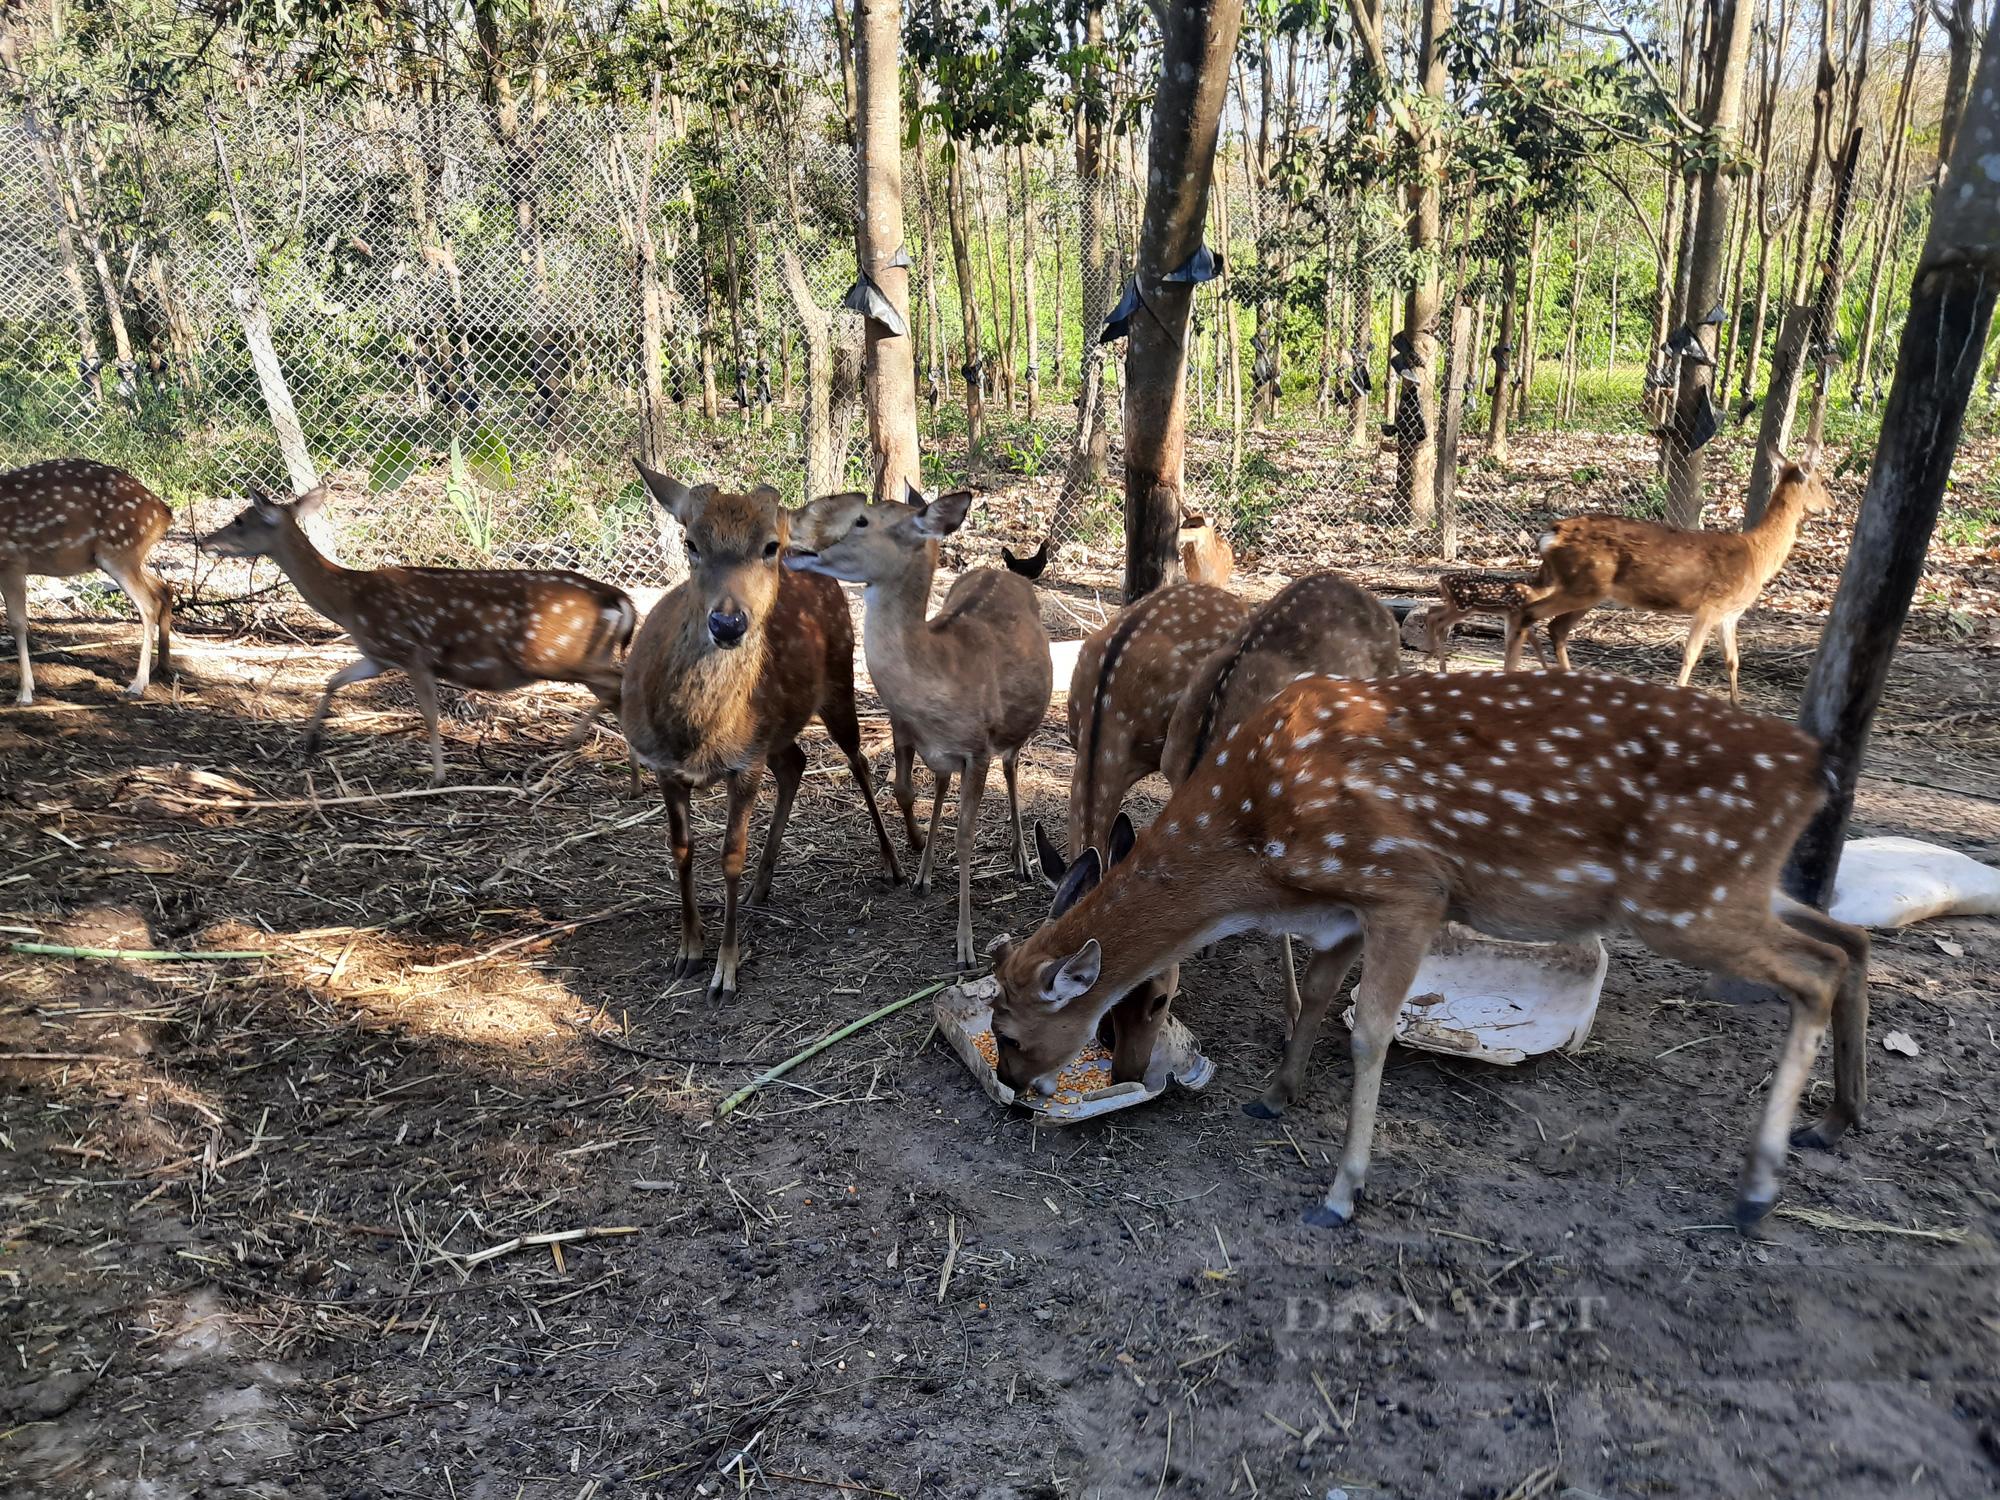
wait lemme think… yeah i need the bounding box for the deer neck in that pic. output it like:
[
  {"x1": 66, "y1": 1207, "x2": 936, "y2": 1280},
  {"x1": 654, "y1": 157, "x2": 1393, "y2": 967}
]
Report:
[
  {"x1": 860, "y1": 544, "x2": 945, "y2": 693},
  {"x1": 269, "y1": 524, "x2": 360, "y2": 623},
  {"x1": 1742, "y1": 483, "x2": 1810, "y2": 581}
]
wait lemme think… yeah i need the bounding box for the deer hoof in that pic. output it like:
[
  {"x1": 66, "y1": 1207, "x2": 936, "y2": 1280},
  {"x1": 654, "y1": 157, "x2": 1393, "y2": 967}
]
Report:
[
  {"x1": 1302, "y1": 1200, "x2": 1354, "y2": 1230},
  {"x1": 1731, "y1": 1191, "x2": 1776, "y2": 1235},
  {"x1": 669, "y1": 951, "x2": 704, "y2": 982},
  {"x1": 1791, "y1": 1113, "x2": 1852, "y2": 1150},
  {"x1": 1241, "y1": 1097, "x2": 1285, "y2": 1121}
]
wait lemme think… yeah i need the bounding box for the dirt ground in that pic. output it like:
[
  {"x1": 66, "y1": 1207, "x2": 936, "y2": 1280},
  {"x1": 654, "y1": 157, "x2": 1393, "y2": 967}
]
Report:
[{"x1": 4, "y1": 483, "x2": 1999, "y2": 1499}]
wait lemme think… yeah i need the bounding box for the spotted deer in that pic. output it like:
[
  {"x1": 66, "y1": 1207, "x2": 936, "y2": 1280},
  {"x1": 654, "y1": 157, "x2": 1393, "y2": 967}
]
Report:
[
  {"x1": 621, "y1": 463, "x2": 900, "y2": 1000},
  {"x1": 786, "y1": 485, "x2": 1052, "y2": 969},
  {"x1": 1504, "y1": 457, "x2": 1833, "y2": 702},
  {"x1": 1, "y1": 458, "x2": 173, "y2": 705},
  {"x1": 989, "y1": 670, "x2": 1868, "y2": 1233},
  {"x1": 1177, "y1": 515, "x2": 1234, "y2": 588},
  {"x1": 1423, "y1": 572, "x2": 1550, "y2": 671},
  {"x1": 199, "y1": 487, "x2": 633, "y2": 784},
  {"x1": 1060, "y1": 573, "x2": 1404, "y2": 1082}
]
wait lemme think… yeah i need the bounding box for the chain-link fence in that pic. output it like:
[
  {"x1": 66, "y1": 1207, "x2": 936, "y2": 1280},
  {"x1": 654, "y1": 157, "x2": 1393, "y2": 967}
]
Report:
[{"x1": 1, "y1": 96, "x2": 1859, "y2": 601}]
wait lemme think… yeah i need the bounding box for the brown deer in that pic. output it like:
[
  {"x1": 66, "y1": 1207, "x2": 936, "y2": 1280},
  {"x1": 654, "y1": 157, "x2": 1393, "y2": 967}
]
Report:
[
  {"x1": 621, "y1": 464, "x2": 900, "y2": 1000},
  {"x1": 786, "y1": 485, "x2": 1052, "y2": 969},
  {"x1": 1050, "y1": 572, "x2": 1401, "y2": 1083},
  {"x1": 199, "y1": 487, "x2": 634, "y2": 784},
  {"x1": 1, "y1": 458, "x2": 172, "y2": 705},
  {"x1": 1177, "y1": 515, "x2": 1234, "y2": 588},
  {"x1": 1064, "y1": 581, "x2": 1250, "y2": 862},
  {"x1": 1503, "y1": 457, "x2": 1833, "y2": 701},
  {"x1": 1423, "y1": 572, "x2": 1550, "y2": 671},
  {"x1": 988, "y1": 670, "x2": 1868, "y2": 1233}
]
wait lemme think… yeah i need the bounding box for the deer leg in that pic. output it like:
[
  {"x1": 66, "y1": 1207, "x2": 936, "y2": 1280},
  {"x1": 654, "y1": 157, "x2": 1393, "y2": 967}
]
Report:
[
  {"x1": 1281, "y1": 933, "x2": 1302, "y2": 1038},
  {"x1": 1772, "y1": 895, "x2": 1870, "y2": 1149},
  {"x1": 820, "y1": 685, "x2": 902, "y2": 883},
  {"x1": 1, "y1": 565, "x2": 31, "y2": 706},
  {"x1": 749, "y1": 739, "x2": 806, "y2": 907},
  {"x1": 1719, "y1": 611, "x2": 1745, "y2": 704},
  {"x1": 302, "y1": 657, "x2": 385, "y2": 763},
  {"x1": 405, "y1": 662, "x2": 447, "y2": 786},
  {"x1": 892, "y1": 733, "x2": 923, "y2": 856},
  {"x1": 659, "y1": 775, "x2": 703, "y2": 981},
  {"x1": 1309, "y1": 911, "x2": 1440, "y2": 1228},
  {"x1": 1247, "y1": 933, "x2": 1361, "y2": 1121},
  {"x1": 952, "y1": 757, "x2": 991, "y2": 970},
  {"x1": 151, "y1": 569, "x2": 172, "y2": 678},
  {"x1": 1545, "y1": 609, "x2": 1587, "y2": 672},
  {"x1": 1001, "y1": 752, "x2": 1029, "y2": 880},
  {"x1": 1675, "y1": 613, "x2": 1717, "y2": 690},
  {"x1": 711, "y1": 760, "x2": 764, "y2": 1001},
  {"x1": 1519, "y1": 609, "x2": 1550, "y2": 669},
  {"x1": 1427, "y1": 601, "x2": 1459, "y2": 669},
  {"x1": 98, "y1": 554, "x2": 161, "y2": 698},
  {"x1": 914, "y1": 768, "x2": 951, "y2": 896},
  {"x1": 1644, "y1": 909, "x2": 1845, "y2": 1230}
]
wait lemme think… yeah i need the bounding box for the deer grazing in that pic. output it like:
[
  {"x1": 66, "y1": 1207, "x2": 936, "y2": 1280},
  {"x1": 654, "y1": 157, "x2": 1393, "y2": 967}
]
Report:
[
  {"x1": 198, "y1": 487, "x2": 633, "y2": 785},
  {"x1": 1177, "y1": 515, "x2": 1234, "y2": 588},
  {"x1": 1423, "y1": 572, "x2": 1550, "y2": 671},
  {"x1": 786, "y1": 484, "x2": 1052, "y2": 969},
  {"x1": 1503, "y1": 456, "x2": 1833, "y2": 702},
  {"x1": 989, "y1": 670, "x2": 1868, "y2": 1233},
  {"x1": 621, "y1": 464, "x2": 900, "y2": 1000},
  {"x1": 2, "y1": 458, "x2": 173, "y2": 706},
  {"x1": 1045, "y1": 572, "x2": 1402, "y2": 1084}
]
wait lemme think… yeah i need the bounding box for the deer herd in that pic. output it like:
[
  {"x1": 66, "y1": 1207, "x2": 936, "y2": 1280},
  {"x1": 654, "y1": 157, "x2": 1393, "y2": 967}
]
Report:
[{"x1": 2, "y1": 448, "x2": 1870, "y2": 1233}]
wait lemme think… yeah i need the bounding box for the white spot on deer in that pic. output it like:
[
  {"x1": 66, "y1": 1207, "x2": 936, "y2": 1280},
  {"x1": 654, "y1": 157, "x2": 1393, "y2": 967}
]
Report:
[
  {"x1": 1754, "y1": 753, "x2": 1775, "y2": 770},
  {"x1": 1500, "y1": 789, "x2": 1535, "y2": 813},
  {"x1": 1215, "y1": 750, "x2": 1229, "y2": 766}
]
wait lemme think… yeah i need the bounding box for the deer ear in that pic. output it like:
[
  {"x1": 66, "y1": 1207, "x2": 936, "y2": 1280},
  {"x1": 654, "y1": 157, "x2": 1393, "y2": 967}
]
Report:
[
  {"x1": 913, "y1": 489, "x2": 973, "y2": 537},
  {"x1": 292, "y1": 485, "x2": 328, "y2": 521},
  {"x1": 904, "y1": 479, "x2": 927, "y2": 508},
  {"x1": 633, "y1": 459, "x2": 699, "y2": 526},
  {"x1": 1040, "y1": 940, "x2": 1101, "y2": 1008},
  {"x1": 1034, "y1": 821, "x2": 1068, "y2": 886},
  {"x1": 1108, "y1": 811, "x2": 1137, "y2": 867},
  {"x1": 1049, "y1": 846, "x2": 1101, "y2": 919}
]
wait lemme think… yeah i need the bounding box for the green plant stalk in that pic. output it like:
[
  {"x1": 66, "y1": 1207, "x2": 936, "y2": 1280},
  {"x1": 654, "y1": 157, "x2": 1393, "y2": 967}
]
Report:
[
  {"x1": 716, "y1": 976, "x2": 955, "y2": 1119},
  {"x1": 7, "y1": 942, "x2": 273, "y2": 961}
]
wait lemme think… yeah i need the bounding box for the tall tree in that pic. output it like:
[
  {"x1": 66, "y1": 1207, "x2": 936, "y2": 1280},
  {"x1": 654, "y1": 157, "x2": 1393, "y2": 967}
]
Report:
[
  {"x1": 1786, "y1": 0, "x2": 2000, "y2": 903},
  {"x1": 1124, "y1": 0, "x2": 1245, "y2": 599},
  {"x1": 1660, "y1": 0, "x2": 1756, "y2": 526},
  {"x1": 855, "y1": 0, "x2": 921, "y2": 498}
]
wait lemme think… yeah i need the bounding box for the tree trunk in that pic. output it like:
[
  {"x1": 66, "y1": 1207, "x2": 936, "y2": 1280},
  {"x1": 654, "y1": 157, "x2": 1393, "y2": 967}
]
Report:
[
  {"x1": 1019, "y1": 142, "x2": 1040, "y2": 423},
  {"x1": 1661, "y1": 0, "x2": 1756, "y2": 528},
  {"x1": 1855, "y1": 7, "x2": 1928, "y2": 396},
  {"x1": 1216, "y1": 184, "x2": 1245, "y2": 497},
  {"x1": 829, "y1": 0, "x2": 860, "y2": 143},
  {"x1": 1124, "y1": 0, "x2": 1245, "y2": 601},
  {"x1": 1391, "y1": 0, "x2": 1448, "y2": 523},
  {"x1": 21, "y1": 111, "x2": 104, "y2": 401},
  {"x1": 1513, "y1": 214, "x2": 1544, "y2": 424},
  {"x1": 944, "y1": 148, "x2": 986, "y2": 455},
  {"x1": 1054, "y1": 2, "x2": 1112, "y2": 544},
  {"x1": 1785, "y1": 12, "x2": 2000, "y2": 904},
  {"x1": 854, "y1": 0, "x2": 921, "y2": 498},
  {"x1": 1486, "y1": 250, "x2": 1519, "y2": 463},
  {"x1": 57, "y1": 132, "x2": 136, "y2": 400},
  {"x1": 1346, "y1": 200, "x2": 1374, "y2": 452},
  {"x1": 1436, "y1": 296, "x2": 1474, "y2": 560},
  {"x1": 1800, "y1": 126, "x2": 1866, "y2": 452},
  {"x1": 210, "y1": 112, "x2": 319, "y2": 498},
  {"x1": 1934, "y1": 0, "x2": 1981, "y2": 184}
]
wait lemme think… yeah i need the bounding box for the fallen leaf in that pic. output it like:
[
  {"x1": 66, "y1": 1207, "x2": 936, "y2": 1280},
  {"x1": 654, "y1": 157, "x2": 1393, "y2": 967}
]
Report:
[
  {"x1": 1934, "y1": 938, "x2": 1966, "y2": 958},
  {"x1": 1883, "y1": 1031, "x2": 1922, "y2": 1057}
]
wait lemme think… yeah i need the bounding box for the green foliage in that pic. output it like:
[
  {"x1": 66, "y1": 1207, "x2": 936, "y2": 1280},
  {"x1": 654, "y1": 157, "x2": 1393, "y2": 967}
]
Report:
[
  {"x1": 368, "y1": 438, "x2": 419, "y2": 494},
  {"x1": 444, "y1": 437, "x2": 495, "y2": 559}
]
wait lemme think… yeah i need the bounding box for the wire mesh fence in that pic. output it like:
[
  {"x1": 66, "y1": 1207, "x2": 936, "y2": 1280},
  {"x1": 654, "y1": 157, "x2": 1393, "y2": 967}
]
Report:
[{"x1": 0, "y1": 96, "x2": 1816, "y2": 603}]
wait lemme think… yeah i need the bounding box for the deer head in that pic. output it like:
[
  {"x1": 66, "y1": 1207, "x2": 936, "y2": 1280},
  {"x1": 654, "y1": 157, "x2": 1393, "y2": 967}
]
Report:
[
  {"x1": 783, "y1": 484, "x2": 974, "y2": 584},
  {"x1": 198, "y1": 484, "x2": 328, "y2": 557},
  {"x1": 635, "y1": 460, "x2": 790, "y2": 651}
]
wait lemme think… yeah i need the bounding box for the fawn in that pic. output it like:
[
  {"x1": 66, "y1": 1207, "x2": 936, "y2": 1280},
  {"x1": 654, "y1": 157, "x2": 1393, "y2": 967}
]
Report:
[
  {"x1": 1048, "y1": 572, "x2": 1402, "y2": 1084},
  {"x1": 786, "y1": 484, "x2": 1052, "y2": 969},
  {"x1": 2, "y1": 458, "x2": 173, "y2": 705},
  {"x1": 1424, "y1": 572, "x2": 1550, "y2": 671},
  {"x1": 989, "y1": 670, "x2": 1868, "y2": 1233},
  {"x1": 200, "y1": 487, "x2": 633, "y2": 783},
  {"x1": 621, "y1": 463, "x2": 900, "y2": 1000},
  {"x1": 1504, "y1": 457, "x2": 1833, "y2": 701},
  {"x1": 1177, "y1": 515, "x2": 1235, "y2": 588}
]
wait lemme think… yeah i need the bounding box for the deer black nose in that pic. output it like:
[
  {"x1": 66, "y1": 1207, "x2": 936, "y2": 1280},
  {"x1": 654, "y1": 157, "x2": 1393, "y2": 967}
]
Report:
[{"x1": 708, "y1": 609, "x2": 749, "y2": 647}]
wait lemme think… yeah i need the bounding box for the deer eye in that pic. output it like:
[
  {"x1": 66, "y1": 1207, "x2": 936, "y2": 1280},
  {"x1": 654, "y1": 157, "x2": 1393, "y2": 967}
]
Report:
[
  {"x1": 763, "y1": 539, "x2": 779, "y2": 558},
  {"x1": 685, "y1": 540, "x2": 700, "y2": 560},
  {"x1": 852, "y1": 515, "x2": 868, "y2": 529}
]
